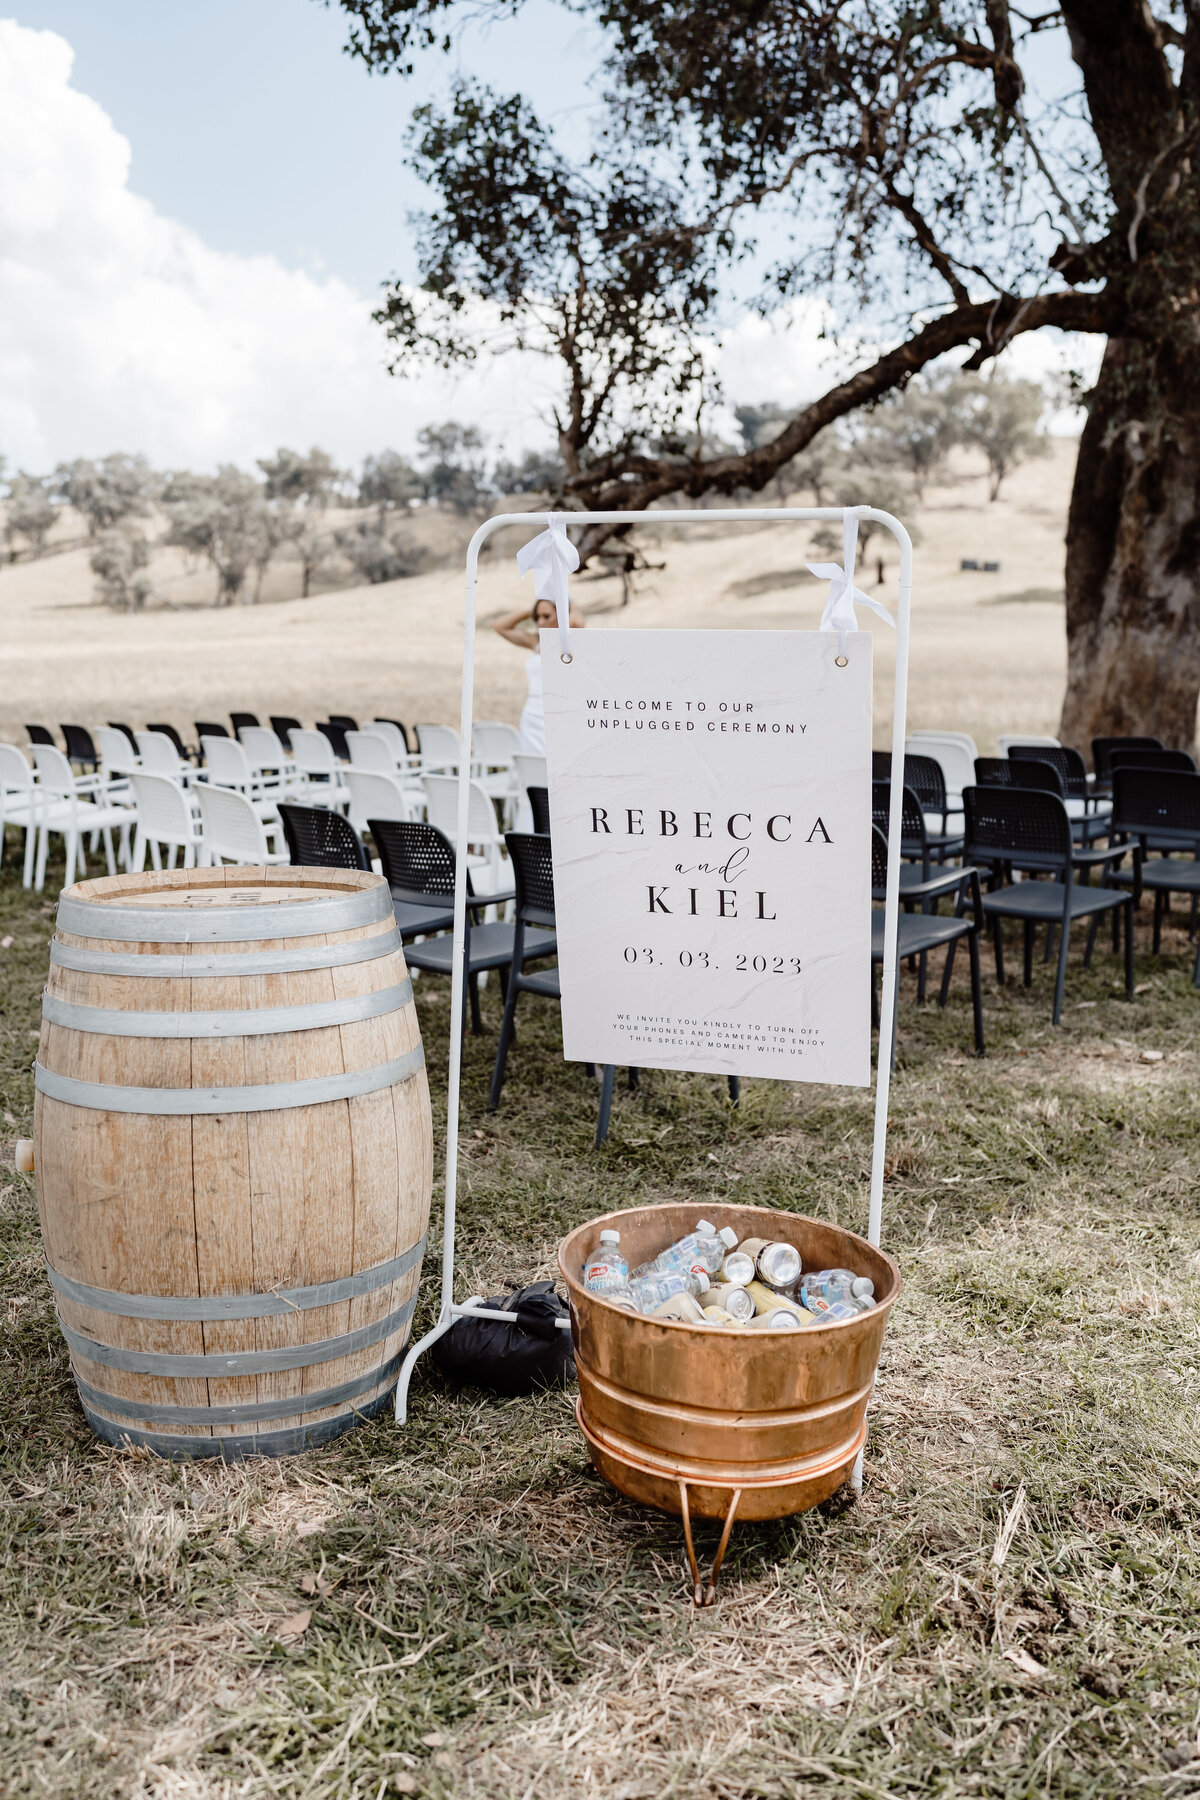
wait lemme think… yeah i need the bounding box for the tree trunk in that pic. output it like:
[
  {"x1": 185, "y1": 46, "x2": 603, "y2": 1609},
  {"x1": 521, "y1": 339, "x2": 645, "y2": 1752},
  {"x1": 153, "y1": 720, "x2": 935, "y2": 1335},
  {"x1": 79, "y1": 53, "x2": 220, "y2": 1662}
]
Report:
[{"x1": 1059, "y1": 336, "x2": 1200, "y2": 754}]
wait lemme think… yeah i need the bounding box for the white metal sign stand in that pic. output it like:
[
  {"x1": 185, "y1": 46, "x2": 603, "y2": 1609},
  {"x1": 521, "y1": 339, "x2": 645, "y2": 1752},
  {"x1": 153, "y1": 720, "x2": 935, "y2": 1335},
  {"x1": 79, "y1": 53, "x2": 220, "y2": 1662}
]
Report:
[{"x1": 395, "y1": 505, "x2": 913, "y2": 1496}]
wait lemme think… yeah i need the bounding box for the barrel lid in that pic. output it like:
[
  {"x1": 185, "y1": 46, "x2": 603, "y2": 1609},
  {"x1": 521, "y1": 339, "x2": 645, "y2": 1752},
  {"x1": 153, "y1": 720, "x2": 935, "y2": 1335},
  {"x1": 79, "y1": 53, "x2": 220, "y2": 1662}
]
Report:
[{"x1": 56, "y1": 875, "x2": 393, "y2": 943}]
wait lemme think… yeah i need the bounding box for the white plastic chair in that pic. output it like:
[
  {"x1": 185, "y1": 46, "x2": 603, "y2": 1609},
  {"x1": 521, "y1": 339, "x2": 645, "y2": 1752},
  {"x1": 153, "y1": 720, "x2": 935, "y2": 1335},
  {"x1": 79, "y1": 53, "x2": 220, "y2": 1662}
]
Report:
[
  {"x1": 344, "y1": 768, "x2": 414, "y2": 837},
  {"x1": 905, "y1": 732, "x2": 977, "y2": 809},
  {"x1": 347, "y1": 730, "x2": 400, "y2": 775},
  {"x1": 129, "y1": 772, "x2": 207, "y2": 871},
  {"x1": 366, "y1": 721, "x2": 413, "y2": 765},
  {"x1": 195, "y1": 783, "x2": 287, "y2": 865},
  {"x1": 0, "y1": 742, "x2": 42, "y2": 887},
  {"x1": 422, "y1": 773, "x2": 506, "y2": 890},
  {"x1": 512, "y1": 751, "x2": 549, "y2": 832},
  {"x1": 31, "y1": 743, "x2": 134, "y2": 890},
  {"x1": 997, "y1": 734, "x2": 1061, "y2": 757},
  {"x1": 135, "y1": 730, "x2": 193, "y2": 786},
  {"x1": 238, "y1": 725, "x2": 299, "y2": 794},
  {"x1": 414, "y1": 723, "x2": 462, "y2": 774},
  {"x1": 290, "y1": 729, "x2": 351, "y2": 810},
  {"x1": 473, "y1": 721, "x2": 520, "y2": 819},
  {"x1": 200, "y1": 736, "x2": 283, "y2": 832}
]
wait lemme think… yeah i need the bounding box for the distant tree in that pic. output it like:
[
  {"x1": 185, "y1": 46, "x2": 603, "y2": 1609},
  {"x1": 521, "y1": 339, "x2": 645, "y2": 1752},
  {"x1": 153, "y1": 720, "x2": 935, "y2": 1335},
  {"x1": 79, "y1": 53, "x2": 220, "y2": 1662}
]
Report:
[
  {"x1": 55, "y1": 454, "x2": 158, "y2": 536},
  {"x1": 90, "y1": 525, "x2": 152, "y2": 610},
  {"x1": 286, "y1": 516, "x2": 335, "y2": 599},
  {"x1": 854, "y1": 383, "x2": 959, "y2": 501},
  {"x1": 162, "y1": 467, "x2": 273, "y2": 605},
  {"x1": 492, "y1": 446, "x2": 567, "y2": 496},
  {"x1": 735, "y1": 407, "x2": 846, "y2": 506},
  {"x1": 417, "y1": 421, "x2": 492, "y2": 512},
  {"x1": 334, "y1": 516, "x2": 429, "y2": 584},
  {"x1": 359, "y1": 449, "x2": 424, "y2": 514},
  {"x1": 256, "y1": 445, "x2": 343, "y2": 509},
  {"x1": 950, "y1": 372, "x2": 1050, "y2": 501},
  {"x1": 4, "y1": 473, "x2": 57, "y2": 560},
  {"x1": 809, "y1": 469, "x2": 921, "y2": 567}
]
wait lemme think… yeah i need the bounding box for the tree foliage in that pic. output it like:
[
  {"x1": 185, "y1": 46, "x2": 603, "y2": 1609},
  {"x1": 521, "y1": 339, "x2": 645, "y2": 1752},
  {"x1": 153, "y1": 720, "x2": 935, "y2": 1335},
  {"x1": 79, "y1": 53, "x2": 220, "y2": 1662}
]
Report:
[
  {"x1": 162, "y1": 467, "x2": 274, "y2": 605},
  {"x1": 256, "y1": 445, "x2": 344, "y2": 508},
  {"x1": 4, "y1": 474, "x2": 57, "y2": 560},
  {"x1": 359, "y1": 449, "x2": 424, "y2": 512},
  {"x1": 54, "y1": 454, "x2": 159, "y2": 537},
  {"x1": 89, "y1": 525, "x2": 152, "y2": 610},
  {"x1": 334, "y1": 515, "x2": 429, "y2": 583}
]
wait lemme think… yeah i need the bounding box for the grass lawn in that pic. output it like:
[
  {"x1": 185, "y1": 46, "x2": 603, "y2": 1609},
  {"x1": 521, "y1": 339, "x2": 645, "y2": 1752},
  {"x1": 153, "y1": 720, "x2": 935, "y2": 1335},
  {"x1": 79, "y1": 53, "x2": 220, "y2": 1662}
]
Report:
[{"x1": 2, "y1": 845, "x2": 1200, "y2": 1799}]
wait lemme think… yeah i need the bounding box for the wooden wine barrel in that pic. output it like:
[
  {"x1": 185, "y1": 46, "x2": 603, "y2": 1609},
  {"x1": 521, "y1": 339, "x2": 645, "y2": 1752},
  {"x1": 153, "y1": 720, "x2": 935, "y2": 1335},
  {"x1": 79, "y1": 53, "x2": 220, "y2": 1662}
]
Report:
[{"x1": 33, "y1": 865, "x2": 433, "y2": 1459}]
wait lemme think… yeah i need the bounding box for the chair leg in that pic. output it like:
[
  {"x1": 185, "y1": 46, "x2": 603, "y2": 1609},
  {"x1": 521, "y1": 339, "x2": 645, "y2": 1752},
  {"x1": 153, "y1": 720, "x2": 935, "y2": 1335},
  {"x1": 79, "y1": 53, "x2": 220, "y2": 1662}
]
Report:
[
  {"x1": 991, "y1": 915, "x2": 1005, "y2": 985},
  {"x1": 1023, "y1": 920, "x2": 1033, "y2": 988},
  {"x1": 1124, "y1": 899, "x2": 1135, "y2": 998},
  {"x1": 468, "y1": 970, "x2": 483, "y2": 1036},
  {"x1": 1083, "y1": 912, "x2": 1100, "y2": 969},
  {"x1": 487, "y1": 978, "x2": 522, "y2": 1109},
  {"x1": 596, "y1": 1065, "x2": 616, "y2": 1146},
  {"x1": 968, "y1": 927, "x2": 985, "y2": 1055},
  {"x1": 628, "y1": 1067, "x2": 639, "y2": 1090},
  {"x1": 1052, "y1": 907, "x2": 1071, "y2": 1026},
  {"x1": 1153, "y1": 888, "x2": 1164, "y2": 955},
  {"x1": 889, "y1": 964, "x2": 902, "y2": 1072},
  {"x1": 727, "y1": 1076, "x2": 740, "y2": 1105},
  {"x1": 871, "y1": 967, "x2": 880, "y2": 1029},
  {"x1": 938, "y1": 936, "x2": 958, "y2": 1008},
  {"x1": 916, "y1": 948, "x2": 928, "y2": 1006},
  {"x1": 1043, "y1": 921, "x2": 1056, "y2": 963}
]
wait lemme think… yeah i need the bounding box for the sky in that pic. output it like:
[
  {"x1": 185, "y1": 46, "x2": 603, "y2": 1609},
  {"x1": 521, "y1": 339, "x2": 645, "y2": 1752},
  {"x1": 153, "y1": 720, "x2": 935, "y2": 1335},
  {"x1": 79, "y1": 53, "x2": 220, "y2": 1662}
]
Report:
[{"x1": 0, "y1": 5, "x2": 1096, "y2": 476}]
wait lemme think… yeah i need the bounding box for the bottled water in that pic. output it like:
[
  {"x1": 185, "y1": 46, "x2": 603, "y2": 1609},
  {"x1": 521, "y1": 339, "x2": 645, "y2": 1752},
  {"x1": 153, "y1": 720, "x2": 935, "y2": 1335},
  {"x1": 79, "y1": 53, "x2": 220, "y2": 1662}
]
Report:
[
  {"x1": 630, "y1": 1268, "x2": 711, "y2": 1313},
  {"x1": 637, "y1": 1220, "x2": 738, "y2": 1280},
  {"x1": 583, "y1": 1230, "x2": 629, "y2": 1295},
  {"x1": 800, "y1": 1268, "x2": 875, "y2": 1312}
]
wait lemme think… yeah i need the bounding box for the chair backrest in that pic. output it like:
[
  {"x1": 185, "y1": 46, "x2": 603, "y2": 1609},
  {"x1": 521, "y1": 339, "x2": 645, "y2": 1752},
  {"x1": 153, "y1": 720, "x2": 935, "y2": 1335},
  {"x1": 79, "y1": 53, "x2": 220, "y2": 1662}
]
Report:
[
  {"x1": 1108, "y1": 745, "x2": 1197, "y2": 774},
  {"x1": 107, "y1": 722, "x2": 139, "y2": 750},
  {"x1": 316, "y1": 720, "x2": 351, "y2": 760},
  {"x1": 370, "y1": 818, "x2": 457, "y2": 897},
  {"x1": 365, "y1": 721, "x2": 410, "y2": 762},
  {"x1": 136, "y1": 730, "x2": 187, "y2": 778},
  {"x1": 290, "y1": 729, "x2": 338, "y2": 776},
  {"x1": 270, "y1": 715, "x2": 302, "y2": 752},
  {"x1": 230, "y1": 712, "x2": 260, "y2": 733},
  {"x1": 1008, "y1": 742, "x2": 1086, "y2": 797},
  {"x1": 962, "y1": 783, "x2": 1073, "y2": 868},
  {"x1": 0, "y1": 742, "x2": 34, "y2": 795},
  {"x1": 997, "y1": 733, "x2": 1061, "y2": 757},
  {"x1": 513, "y1": 752, "x2": 548, "y2": 793},
  {"x1": 277, "y1": 803, "x2": 370, "y2": 870},
  {"x1": 195, "y1": 783, "x2": 270, "y2": 864},
  {"x1": 31, "y1": 742, "x2": 78, "y2": 795},
  {"x1": 472, "y1": 722, "x2": 520, "y2": 766},
  {"x1": 415, "y1": 723, "x2": 461, "y2": 768},
  {"x1": 147, "y1": 723, "x2": 190, "y2": 760},
  {"x1": 527, "y1": 785, "x2": 551, "y2": 834},
  {"x1": 871, "y1": 823, "x2": 888, "y2": 895},
  {"x1": 61, "y1": 724, "x2": 98, "y2": 766},
  {"x1": 973, "y1": 756, "x2": 1021, "y2": 787},
  {"x1": 328, "y1": 714, "x2": 359, "y2": 731},
  {"x1": 200, "y1": 734, "x2": 252, "y2": 788},
  {"x1": 346, "y1": 730, "x2": 397, "y2": 774},
  {"x1": 1005, "y1": 755, "x2": 1065, "y2": 797},
  {"x1": 505, "y1": 831, "x2": 557, "y2": 926},
  {"x1": 95, "y1": 726, "x2": 139, "y2": 776},
  {"x1": 1092, "y1": 734, "x2": 1163, "y2": 777},
  {"x1": 871, "y1": 749, "x2": 891, "y2": 783},
  {"x1": 195, "y1": 721, "x2": 230, "y2": 744},
  {"x1": 345, "y1": 768, "x2": 410, "y2": 833},
  {"x1": 238, "y1": 726, "x2": 289, "y2": 770},
  {"x1": 871, "y1": 780, "x2": 925, "y2": 847},
  {"x1": 371, "y1": 718, "x2": 412, "y2": 753},
  {"x1": 130, "y1": 771, "x2": 192, "y2": 840},
  {"x1": 423, "y1": 774, "x2": 500, "y2": 842},
  {"x1": 26, "y1": 725, "x2": 56, "y2": 747},
  {"x1": 1111, "y1": 767, "x2": 1200, "y2": 846},
  {"x1": 905, "y1": 733, "x2": 976, "y2": 801},
  {"x1": 874, "y1": 751, "x2": 947, "y2": 816}
]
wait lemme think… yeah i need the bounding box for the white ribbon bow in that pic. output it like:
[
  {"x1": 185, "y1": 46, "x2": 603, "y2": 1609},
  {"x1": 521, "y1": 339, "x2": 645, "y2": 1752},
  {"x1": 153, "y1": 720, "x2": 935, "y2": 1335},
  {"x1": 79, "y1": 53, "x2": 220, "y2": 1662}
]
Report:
[
  {"x1": 516, "y1": 514, "x2": 579, "y2": 657},
  {"x1": 808, "y1": 511, "x2": 895, "y2": 658}
]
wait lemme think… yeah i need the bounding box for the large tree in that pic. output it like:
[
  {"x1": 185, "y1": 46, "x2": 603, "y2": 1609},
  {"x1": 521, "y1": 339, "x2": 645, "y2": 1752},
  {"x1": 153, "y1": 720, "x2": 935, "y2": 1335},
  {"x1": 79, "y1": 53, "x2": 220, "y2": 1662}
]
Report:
[{"x1": 334, "y1": 0, "x2": 1200, "y2": 747}]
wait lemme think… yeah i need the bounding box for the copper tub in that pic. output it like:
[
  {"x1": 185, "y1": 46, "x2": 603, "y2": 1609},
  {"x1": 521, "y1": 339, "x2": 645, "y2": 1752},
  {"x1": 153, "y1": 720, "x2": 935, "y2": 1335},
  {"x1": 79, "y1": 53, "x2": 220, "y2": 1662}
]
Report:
[{"x1": 560, "y1": 1203, "x2": 899, "y2": 1548}]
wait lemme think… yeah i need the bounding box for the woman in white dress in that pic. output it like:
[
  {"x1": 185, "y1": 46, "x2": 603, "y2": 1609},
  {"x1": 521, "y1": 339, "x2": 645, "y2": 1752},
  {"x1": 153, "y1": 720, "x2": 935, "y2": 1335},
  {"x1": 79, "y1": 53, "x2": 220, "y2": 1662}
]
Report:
[{"x1": 493, "y1": 595, "x2": 586, "y2": 754}]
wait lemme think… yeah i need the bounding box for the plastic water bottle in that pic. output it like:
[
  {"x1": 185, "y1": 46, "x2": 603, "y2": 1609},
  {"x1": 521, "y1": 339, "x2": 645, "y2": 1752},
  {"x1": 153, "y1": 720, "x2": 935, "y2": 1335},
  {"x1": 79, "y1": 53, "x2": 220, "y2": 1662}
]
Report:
[
  {"x1": 630, "y1": 1268, "x2": 711, "y2": 1313},
  {"x1": 638, "y1": 1220, "x2": 737, "y2": 1280},
  {"x1": 800, "y1": 1268, "x2": 875, "y2": 1312},
  {"x1": 583, "y1": 1230, "x2": 629, "y2": 1296}
]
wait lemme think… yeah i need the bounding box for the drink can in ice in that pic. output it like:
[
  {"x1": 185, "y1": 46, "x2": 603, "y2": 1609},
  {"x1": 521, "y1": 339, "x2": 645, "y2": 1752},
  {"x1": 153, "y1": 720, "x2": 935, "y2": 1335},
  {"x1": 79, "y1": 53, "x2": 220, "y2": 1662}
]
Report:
[
  {"x1": 720, "y1": 1250, "x2": 756, "y2": 1287},
  {"x1": 745, "y1": 1309, "x2": 801, "y2": 1330},
  {"x1": 707, "y1": 1283, "x2": 756, "y2": 1323},
  {"x1": 739, "y1": 1236, "x2": 802, "y2": 1289},
  {"x1": 650, "y1": 1291, "x2": 707, "y2": 1323}
]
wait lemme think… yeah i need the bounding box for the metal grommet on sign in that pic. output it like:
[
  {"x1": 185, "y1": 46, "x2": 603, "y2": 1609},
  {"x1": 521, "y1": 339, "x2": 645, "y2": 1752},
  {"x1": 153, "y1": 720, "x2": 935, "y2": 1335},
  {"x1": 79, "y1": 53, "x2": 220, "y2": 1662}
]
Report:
[
  {"x1": 835, "y1": 654, "x2": 848, "y2": 668},
  {"x1": 561, "y1": 652, "x2": 573, "y2": 664}
]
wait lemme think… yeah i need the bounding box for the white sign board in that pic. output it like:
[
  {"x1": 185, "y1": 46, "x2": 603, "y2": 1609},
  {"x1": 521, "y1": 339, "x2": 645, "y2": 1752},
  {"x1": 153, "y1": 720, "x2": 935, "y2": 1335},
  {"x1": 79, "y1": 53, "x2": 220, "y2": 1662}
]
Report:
[{"x1": 542, "y1": 628, "x2": 872, "y2": 1087}]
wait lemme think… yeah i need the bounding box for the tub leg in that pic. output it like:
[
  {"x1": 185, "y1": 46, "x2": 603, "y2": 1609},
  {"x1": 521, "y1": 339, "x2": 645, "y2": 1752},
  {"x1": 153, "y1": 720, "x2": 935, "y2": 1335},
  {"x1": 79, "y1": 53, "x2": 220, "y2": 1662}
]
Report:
[
  {"x1": 678, "y1": 1480, "x2": 703, "y2": 1606},
  {"x1": 703, "y1": 1489, "x2": 742, "y2": 1606},
  {"x1": 679, "y1": 1481, "x2": 743, "y2": 1607}
]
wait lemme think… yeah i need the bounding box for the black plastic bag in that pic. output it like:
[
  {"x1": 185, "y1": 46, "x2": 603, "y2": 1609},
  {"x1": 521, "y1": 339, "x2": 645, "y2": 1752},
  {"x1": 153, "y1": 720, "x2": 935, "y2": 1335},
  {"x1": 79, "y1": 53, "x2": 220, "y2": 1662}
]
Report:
[{"x1": 432, "y1": 1280, "x2": 576, "y2": 1396}]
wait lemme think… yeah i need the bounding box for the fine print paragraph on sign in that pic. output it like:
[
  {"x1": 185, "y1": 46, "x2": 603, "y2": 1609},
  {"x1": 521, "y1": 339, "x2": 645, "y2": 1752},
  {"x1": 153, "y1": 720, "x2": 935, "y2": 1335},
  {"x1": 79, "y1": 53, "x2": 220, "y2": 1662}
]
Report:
[{"x1": 542, "y1": 629, "x2": 873, "y2": 1086}]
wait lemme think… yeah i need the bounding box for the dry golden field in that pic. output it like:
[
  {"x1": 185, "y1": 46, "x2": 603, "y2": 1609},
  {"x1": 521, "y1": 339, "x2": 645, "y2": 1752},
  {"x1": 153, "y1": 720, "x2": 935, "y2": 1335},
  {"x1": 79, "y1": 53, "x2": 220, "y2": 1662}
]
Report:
[{"x1": 0, "y1": 441, "x2": 1075, "y2": 752}]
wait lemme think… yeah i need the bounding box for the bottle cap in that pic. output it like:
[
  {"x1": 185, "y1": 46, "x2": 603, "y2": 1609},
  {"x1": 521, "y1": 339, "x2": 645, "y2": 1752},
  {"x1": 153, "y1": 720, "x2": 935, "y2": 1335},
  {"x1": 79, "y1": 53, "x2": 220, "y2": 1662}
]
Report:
[
  {"x1": 599, "y1": 1230, "x2": 620, "y2": 1244},
  {"x1": 694, "y1": 1271, "x2": 711, "y2": 1294},
  {"x1": 696, "y1": 1218, "x2": 715, "y2": 1235},
  {"x1": 717, "y1": 1226, "x2": 738, "y2": 1249}
]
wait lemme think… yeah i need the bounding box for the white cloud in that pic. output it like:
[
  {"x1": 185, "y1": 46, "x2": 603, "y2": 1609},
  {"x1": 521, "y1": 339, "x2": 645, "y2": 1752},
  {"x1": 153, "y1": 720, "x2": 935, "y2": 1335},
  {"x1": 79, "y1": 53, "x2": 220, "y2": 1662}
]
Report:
[{"x1": 0, "y1": 19, "x2": 546, "y2": 472}]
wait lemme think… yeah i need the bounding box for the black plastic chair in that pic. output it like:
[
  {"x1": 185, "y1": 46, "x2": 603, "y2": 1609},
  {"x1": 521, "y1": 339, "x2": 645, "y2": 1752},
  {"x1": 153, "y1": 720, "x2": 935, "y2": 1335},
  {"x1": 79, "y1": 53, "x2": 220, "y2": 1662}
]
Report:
[
  {"x1": 60, "y1": 724, "x2": 99, "y2": 771},
  {"x1": 527, "y1": 785, "x2": 551, "y2": 834},
  {"x1": 1108, "y1": 746, "x2": 1197, "y2": 774},
  {"x1": 369, "y1": 818, "x2": 527, "y2": 1033},
  {"x1": 874, "y1": 750, "x2": 963, "y2": 861},
  {"x1": 230, "y1": 712, "x2": 260, "y2": 734},
  {"x1": 195, "y1": 721, "x2": 229, "y2": 746},
  {"x1": 1109, "y1": 769, "x2": 1200, "y2": 981},
  {"x1": 1000, "y1": 752, "x2": 1108, "y2": 849},
  {"x1": 870, "y1": 825, "x2": 985, "y2": 1057},
  {"x1": 147, "y1": 722, "x2": 195, "y2": 762},
  {"x1": 270, "y1": 715, "x2": 303, "y2": 753},
  {"x1": 25, "y1": 725, "x2": 55, "y2": 747},
  {"x1": 107, "y1": 722, "x2": 139, "y2": 751},
  {"x1": 1008, "y1": 744, "x2": 1109, "y2": 841},
  {"x1": 962, "y1": 785, "x2": 1133, "y2": 1023},
  {"x1": 277, "y1": 803, "x2": 370, "y2": 871},
  {"x1": 1092, "y1": 735, "x2": 1163, "y2": 792},
  {"x1": 328, "y1": 714, "x2": 359, "y2": 732},
  {"x1": 317, "y1": 720, "x2": 351, "y2": 761},
  {"x1": 374, "y1": 718, "x2": 412, "y2": 753}
]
